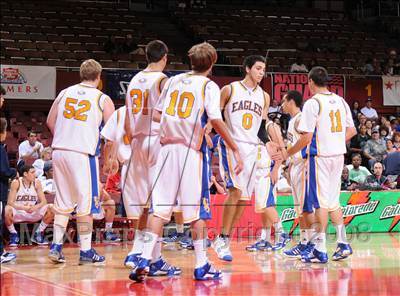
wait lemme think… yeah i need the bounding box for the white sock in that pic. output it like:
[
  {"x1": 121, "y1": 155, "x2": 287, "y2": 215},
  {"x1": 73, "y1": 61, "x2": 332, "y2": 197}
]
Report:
[
  {"x1": 7, "y1": 224, "x2": 17, "y2": 234},
  {"x1": 314, "y1": 232, "x2": 327, "y2": 253},
  {"x1": 141, "y1": 232, "x2": 158, "y2": 260},
  {"x1": 79, "y1": 233, "x2": 92, "y2": 251},
  {"x1": 336, "y1": 224, "x2": 348, "y2": 244},
  {"x1": 151, "y1": 239, "x2": 163, "y2": 262},
  {"x1": 193, "y1": 239, "x2": 208, "y2": 268},
  {"x1": 53, "y1": 215, "x2": 69, "y2": 245},
  {"x1": 176, "y1": 224, "x2": 184, "y2": 234},
  {"x1": 37, "y1": 221, "x2": 48, "y2": 233},
  {"x1": 130, "y1": 230, "x2": 144, "y2": 255},
  {"x1": 274, "y1": 221, "x2": 284, "y2": 234},
  {"x1": 300, "y1": 229, "x2": 307, "y2": 245},
  {"x1": 263, "y1": 228, "x2": 271, "y2": 242},
  {"x1": 105, "y1": 222, "x2": 113, "y2": 231},
  {"x1": 306, "y1": 229, "x2": 316, "y2": 243}
]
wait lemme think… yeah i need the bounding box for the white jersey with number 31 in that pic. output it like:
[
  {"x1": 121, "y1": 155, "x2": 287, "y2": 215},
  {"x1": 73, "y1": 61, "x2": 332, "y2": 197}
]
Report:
[
  {"x1": 126, "y1": 71, "x2": 167, "y2": 137},
  {"x1": 298, "y1": 92, "x2": 354, "y2": 157},
  {"x1": 52, "y1": 83, "x2": 107, "y2": 156}
]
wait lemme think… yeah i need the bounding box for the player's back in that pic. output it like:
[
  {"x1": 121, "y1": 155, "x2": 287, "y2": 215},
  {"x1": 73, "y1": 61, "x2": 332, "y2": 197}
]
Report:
[
  {"x1": 159, "y1": 73, "x2": 219, "y2": 150},
  {"x1": 309, "y1": 92, "x2": 351, "y2": 157},
  {"x1": 224, "y1": 81, "x2": 266, "y2": 145},
  {"x1": 126, "y1": 70, "x2": 167, "y2": 137},
  {"x1": 52, "y1": 83, "x2": 105, "y2": 156}
]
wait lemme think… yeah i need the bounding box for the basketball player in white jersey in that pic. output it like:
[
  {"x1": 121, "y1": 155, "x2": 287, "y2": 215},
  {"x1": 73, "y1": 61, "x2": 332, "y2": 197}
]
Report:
[
  {"x1": 47, "y1": 59, "x2": 115, "y2": 264},
  {"x1": 281, "y1": 90, "x2": 316, "y2": 258},
  {"x1": 285, "y1": 67, "x2": 357, "y2": 263},
  {"x1": 5, "y1": 165, "x2": 54, "y2": 246},
  {"x1": 246, "y1": 121, "x2": 290, "y2": 252},
  {"x1": 213, "y1": 55, "x2": 271, "y2": 262},
  {"x1": 108, "y1": 40, "x2": 175, "y2": 272},
  {"x1": 130, "y1": 42, "x2": 243, "y2": 282}
]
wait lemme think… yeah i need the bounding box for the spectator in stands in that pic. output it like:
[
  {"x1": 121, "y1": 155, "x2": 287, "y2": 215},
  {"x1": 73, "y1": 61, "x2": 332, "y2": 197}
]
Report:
[
  {"x1": 385, "y1": 49, "x2": 400, "y2": 76},
  {"x1": 0, "y1": 86, "x2": 5, "y2": 109},
  {"x1": 358, "y1": 113, "x2": 367, "y2": 131},
  {"x1": 121, "y1": 34, "x2": 145, "y2": 55},
  {"x1": 393, "y1": 132, "x2": 400, "y2": 150},
  {"x1": 379, "y1": 126, "x2": 390, "y2": 141},
  {"x1": 341, "y1": 166, "x2": 358, "y2": 191},
  {"x1": 361, "y1": 162, "x2": 396, "y2": 191},
  {"x1": 268, "y1": 99, "x2": 280, "y2": 114},
  {"x1": 346, "y1": 153, "x2": 371, "y2": 184},
  {"x1": 363, "y1": 128, "x2": 387, "y2": 169},
  {"x1": 371, "y1": 58, "x2": 383, "y2": 75},
  {"x1": 17, "y1": 131, "x2": 44, "y2": 168},
  {"x1": 385, "y1": 139, "x2": 397, "y2": 154},
  {"x1": 351, "y1": 101, "x2": 361, "y2": 124},
  {"x1": 378, "y1": 116, "x2": 392, "y2": 136},
  {"x1": 33, "y1": 147, "x2": 52, "y2": 180},
  {"x1": 0, "y1": 117, "x2": 17, "y2": 263},
  {"x1": 350, "y1": 125, "x2": 370, "y2": 155},
  {"x1": 41, "y1": 161, "x2": 55, "y2": 194},
  {"x1": 365, "y1": 120, "x2": 373, "y2": 137},
  {"x1": 363, "y1": 58, "x2": 374, "y2": 75},
  {"x1": 290, "y1": 56, "x2": 308, "y2": 73},
  {"x1": 383, "y1": 150, "x2": 400, "y2": 176},
  {"x1": 104, "y1": 36, "x2": 119, "y2": 54},
  {"x1": 360, "y1": 98, "x2": 378, "y2": 121}
]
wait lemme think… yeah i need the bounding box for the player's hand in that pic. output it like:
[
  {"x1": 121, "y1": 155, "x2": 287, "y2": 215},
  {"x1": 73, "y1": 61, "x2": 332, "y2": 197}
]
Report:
[
  {"x1": 233, "y1": 150, "x2": 243, "y2": 175},
  {"x1": 26, "y1": 206, "x2": 34, "y2": 213}
]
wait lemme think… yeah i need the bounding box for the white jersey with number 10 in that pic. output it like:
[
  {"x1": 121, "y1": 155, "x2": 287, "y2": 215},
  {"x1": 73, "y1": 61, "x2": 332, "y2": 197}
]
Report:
[{"x1": 157, "y1": 73, "x2": 222, "y2": 151}]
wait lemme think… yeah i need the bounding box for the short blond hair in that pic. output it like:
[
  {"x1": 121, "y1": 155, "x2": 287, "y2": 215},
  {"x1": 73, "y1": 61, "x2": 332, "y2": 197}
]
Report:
[
  {"x1": 41, "y1": 147, "x2": 52, "y2": 159},
  {"x1": 188, "y1": 42, "x2": 217, "y2": 73},
  {"x1": 80, "y1": 59, "x2": 102, "y2": 81}
]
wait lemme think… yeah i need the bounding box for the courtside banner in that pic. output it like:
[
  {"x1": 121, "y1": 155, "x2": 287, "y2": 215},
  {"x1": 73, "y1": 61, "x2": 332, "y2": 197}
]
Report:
[
  {"x1": 0, "y1": 65, "x2": 56, "y2": 100},
  {"x1": 272, "y1": 73, "x2": 344, "y2": 102},
  {"x1": 105, "y1": 69, "x2": 184, "y2": 100},
  {"x1": 277, "y1": 191, "x2": 400, "y2": 234}
]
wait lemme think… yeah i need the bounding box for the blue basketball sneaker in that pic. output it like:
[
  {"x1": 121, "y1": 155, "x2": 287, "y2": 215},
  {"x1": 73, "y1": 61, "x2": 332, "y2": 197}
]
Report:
[
  {"x1": 246, "y1": 239, "x2": 268, "y2": 252},
  {"x1": 332, "y1": 243, "x2": 353, "y2": 261},
  {"x1": 179, "y1": 236, "x2": 194, "y2": 250},
  {"x1": 272, "y1": 233, "x2": 291, "y2": 251},
  {"x1": 212, "y1": 236, "x2": 232, "y2": 261},
  {"x1": 79, "y1": 248, "x2": 106, "y2": 265},
  {"x1": 283, "y1": 242, "x2": 308, "y2": 258},
  {"x1": 9, "y1": 233, "x2": 19, "y2": 247},
  {"x1": 301, "y1": 248, "x2": 328, "y2": 263},
  {"x1": 48, "y1": 243, "x2": 66, "y2": 263},
  {"x1": 129, "y1": 257, "x2": 151, "y2": 282},
  {"x1": 162, "y1": 231, "x2": 184, "y2": 244},
  {"x1": 32, "y1": 231, "x2": 49, "y2": 245},
  {"x1": 194, "y1": 262, "x2": 222, "y2": 281},
  {"x1": 124, "y1": 253, "x2": 141, "y2": 269},
  {"x1": 148, "y1": 257, "x2": 182, "y2": 276},
  {"x1": 1, "y1": 251, "x2": 17, "y2": 264},
  {"x1": 104, "y1": 231, "x2": 121, "y2": 243}
]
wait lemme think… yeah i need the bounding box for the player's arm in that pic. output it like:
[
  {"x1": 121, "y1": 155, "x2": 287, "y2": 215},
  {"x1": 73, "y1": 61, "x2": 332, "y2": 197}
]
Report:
[
  {"x1": 287, "y1": 99, "x2": 319, "y2": 158},
  {"x1": 7, "y1": 180, "x2": 27, "y2": 211},
  {"x1": 211, "y1": 176, "x2": 226, "y2": 194},
  {"x1": 219, "y1": 84, "x2": 231, "y2": 111},
  {"x1": 342, "y1": 99, "x2": 357, "y2": 142},
  {"x1": 152, "y1": 77, "x2": 170, "y2": 123},
  {"x1": 32, "y1": 180, "x2": 47, "y2": 211},
  {"x1": 102, "y1": 96, "x2": 115, "y2": 123},
  {"x1": 46, "y1": 99, "x2": 59, "y2": 135},
  {"x1": 266, "y1": 122, "x2": 284, "y2": 184},
  {"x1": 262, "y1": 91, "x2": 271, "y2": 120}
]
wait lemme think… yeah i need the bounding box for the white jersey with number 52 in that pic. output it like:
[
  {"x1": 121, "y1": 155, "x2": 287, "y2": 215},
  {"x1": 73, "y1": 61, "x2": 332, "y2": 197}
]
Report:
[
  {"x1": 157, "y1": 73, "x2": 222, "y2": 151},
  {"x1": 52, "y1": 83, "x2": 108, "y2": 156},
  {"x1": 298, "y1": 92, "x2": 354, "y2": 157}
]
